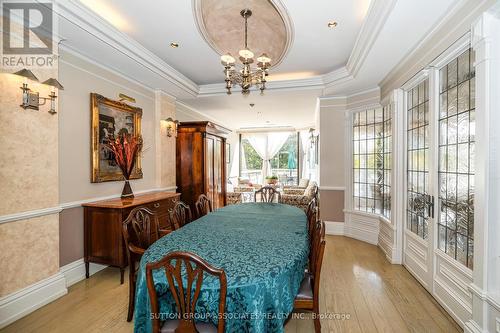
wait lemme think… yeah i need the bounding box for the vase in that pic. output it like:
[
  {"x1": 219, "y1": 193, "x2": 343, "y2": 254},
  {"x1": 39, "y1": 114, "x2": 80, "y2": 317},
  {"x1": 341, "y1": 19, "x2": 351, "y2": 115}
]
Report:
[{"x1": 121, "y1": 180, "x2": 134, "y2": 199}]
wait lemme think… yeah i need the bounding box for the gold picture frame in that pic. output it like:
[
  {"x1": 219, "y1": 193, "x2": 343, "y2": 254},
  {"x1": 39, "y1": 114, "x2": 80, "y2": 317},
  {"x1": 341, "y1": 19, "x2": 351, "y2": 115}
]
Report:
[{"x1": 91, "y1": 93, "x2": 143, "y2": 183}]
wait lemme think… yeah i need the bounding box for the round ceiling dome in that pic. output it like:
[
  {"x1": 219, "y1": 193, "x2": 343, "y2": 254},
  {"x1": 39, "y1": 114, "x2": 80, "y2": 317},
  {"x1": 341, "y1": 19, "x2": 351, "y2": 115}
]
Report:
[{"x1": 193, "y1": 0, "x2": 293, "y2": 69}]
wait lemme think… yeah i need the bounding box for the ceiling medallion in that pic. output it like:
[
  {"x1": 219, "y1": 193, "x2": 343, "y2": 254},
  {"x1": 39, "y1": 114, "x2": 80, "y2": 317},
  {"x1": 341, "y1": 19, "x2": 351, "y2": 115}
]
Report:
[{"x1": 220, "y1": 9, "x2": 271, "y2": 96}]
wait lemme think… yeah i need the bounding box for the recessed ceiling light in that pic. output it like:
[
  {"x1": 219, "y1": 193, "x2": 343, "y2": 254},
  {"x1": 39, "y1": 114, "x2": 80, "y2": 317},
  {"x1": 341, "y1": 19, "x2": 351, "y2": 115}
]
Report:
[
  {"x1": 327, "y1": 21, "x2": 338, "y2": 28},
  {"x1": 170, "y1": 42, "x2": 179, "y2": 48}
]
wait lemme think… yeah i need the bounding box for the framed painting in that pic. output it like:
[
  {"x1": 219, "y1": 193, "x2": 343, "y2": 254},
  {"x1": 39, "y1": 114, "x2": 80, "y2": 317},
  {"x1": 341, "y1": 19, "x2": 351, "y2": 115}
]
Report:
[{"x1": 91, "y1": 93, "x2": 143, "y2": 183}]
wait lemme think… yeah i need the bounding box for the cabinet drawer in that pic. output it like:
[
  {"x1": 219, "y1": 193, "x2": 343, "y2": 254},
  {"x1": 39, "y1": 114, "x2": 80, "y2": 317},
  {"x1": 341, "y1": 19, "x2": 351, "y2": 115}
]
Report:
[{"x1": 148, "y1": 198, "x2": 178, "y2": 230}]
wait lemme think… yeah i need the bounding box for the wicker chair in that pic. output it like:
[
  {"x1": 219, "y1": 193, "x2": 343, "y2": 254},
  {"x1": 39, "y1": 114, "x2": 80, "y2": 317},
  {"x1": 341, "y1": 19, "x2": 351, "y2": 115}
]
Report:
[
  {"x1": 281, "y1": 182, "x2": 318, "y2": 211},
  {"x1": 226, "y1": 192, "x2": 243, "y2": 205}
]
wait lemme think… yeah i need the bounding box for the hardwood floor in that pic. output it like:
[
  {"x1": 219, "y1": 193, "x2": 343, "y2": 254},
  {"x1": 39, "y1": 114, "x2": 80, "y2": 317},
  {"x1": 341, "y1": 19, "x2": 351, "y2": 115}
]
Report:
[{"x1": 1, "y1": 236, "x2": 461, "y2": 333}]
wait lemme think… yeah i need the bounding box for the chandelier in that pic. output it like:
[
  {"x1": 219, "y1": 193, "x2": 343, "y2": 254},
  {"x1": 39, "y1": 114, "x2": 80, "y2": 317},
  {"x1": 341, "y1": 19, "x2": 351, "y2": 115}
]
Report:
[{"x1": 220, "y1": 9, "x2": 271, "y2": 96}]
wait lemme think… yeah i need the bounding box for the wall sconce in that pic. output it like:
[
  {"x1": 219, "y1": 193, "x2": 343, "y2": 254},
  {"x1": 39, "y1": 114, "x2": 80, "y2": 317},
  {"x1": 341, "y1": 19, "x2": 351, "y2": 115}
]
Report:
[
  {"x1": 163, "y1": 117, "x2": 179, "y2": 137},
  {"x1": 13, "y1": 68, "x2": 64, "y2": 115}
]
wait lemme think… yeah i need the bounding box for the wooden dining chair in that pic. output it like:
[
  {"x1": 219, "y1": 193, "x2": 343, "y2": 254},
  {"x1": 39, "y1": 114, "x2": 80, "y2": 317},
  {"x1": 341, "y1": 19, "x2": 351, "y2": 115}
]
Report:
[
  {"x1": 254, "y1": 185, "x2": 281, "y2": 203},
  {"x1": 195, "y1": 194, "x2": 213, "y2": 218},
  {"x1": 306, "y1": 198, "x2": 317, "y2": 224},
  {"x1": 293, "y1": 219, "x2": 325, "y2": 333},
  {"x1": 169, "y1": 200, "x2": 193, "y2": 230},
  {"x1": 122, "y1": 207, "x2": 164, "y2": 322},
  {"x1": 307, "y1": 204, "x2": 319, "y2": 242},
  {"x1": 146, "y1": 251, "x2": 227, "y2": 333}
]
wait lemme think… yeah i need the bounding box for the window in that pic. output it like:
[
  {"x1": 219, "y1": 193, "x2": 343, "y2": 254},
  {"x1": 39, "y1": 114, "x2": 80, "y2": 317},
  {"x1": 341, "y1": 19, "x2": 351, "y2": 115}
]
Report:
[
  {"x1": 406, "y1": 79, "x2": 430, "y2": 239},
  {"x1": 382, "y1": 105, "x2": 392, "y2": 219},
  {"x1": 353, "y1": 108, "x2": 391, "y2": 217},
  {"x1": 240, "y1": 132, "x2": 299, "y2": 185},
  {"x1": 270, "y1": 134, "x2": 299, "y2": 186},
  {"x1": 437, "y1": 48, "x2": 475, "y2": 269},
  {"x1": 240, "y1": 138, "x2": 263, "y2": 184}
]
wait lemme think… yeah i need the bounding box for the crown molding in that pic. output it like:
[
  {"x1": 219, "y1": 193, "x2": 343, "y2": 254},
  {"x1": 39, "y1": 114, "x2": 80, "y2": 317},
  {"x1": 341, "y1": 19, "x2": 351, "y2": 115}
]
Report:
[
  {"x1": 52, "y1": 0, "x2": 395, "y2": 98},
  {"x1": 346, "y1": 0, "x2": 398, "y2": 77},
  {"x1": 54, "y1": 0, "x2": 199, "y2": 97},
  {"x1": 380, "y1": 0, "x2": 493, "y2": 98},
  {"x1": 197, "y1": 0, "x2": 395, "y2": 96}
]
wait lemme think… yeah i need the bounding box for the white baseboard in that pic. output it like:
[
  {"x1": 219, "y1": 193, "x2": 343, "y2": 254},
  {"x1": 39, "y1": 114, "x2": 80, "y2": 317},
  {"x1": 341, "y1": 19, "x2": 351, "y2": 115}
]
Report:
[
  {"x1": 60, "y1": 259, "x2": 108, "y2": 288},
  {"x1": 464, "y1": 320, "x2": 483, "y2": 333},
  {"x1": 325, "y1": 221, "x2": 345, "y2": 235},
  {"x1": 0, "y1": 273, "x2": 67, "y2": 329},
  {"x1": 0, "y1": 259, "x2": 109, "y2": 329}
]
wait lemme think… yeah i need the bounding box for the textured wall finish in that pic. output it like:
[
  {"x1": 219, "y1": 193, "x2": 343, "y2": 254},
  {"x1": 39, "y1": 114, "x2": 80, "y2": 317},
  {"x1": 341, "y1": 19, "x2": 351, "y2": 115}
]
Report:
[
  {"x1": 194, "y1": 0, "x2": 291, "y2": 68},
  {"x1": 0, "y1": 50, "x2": 60, "y2": 297},
  {"x1": 0, "y1": 73, "x2": 59, "y2": 215},
  {"x1": 157, "y1": 93, "x2": 176, "y2": 188},
  {"x1": 0, "y1": 214, "x2": 59, "y2": 297}
]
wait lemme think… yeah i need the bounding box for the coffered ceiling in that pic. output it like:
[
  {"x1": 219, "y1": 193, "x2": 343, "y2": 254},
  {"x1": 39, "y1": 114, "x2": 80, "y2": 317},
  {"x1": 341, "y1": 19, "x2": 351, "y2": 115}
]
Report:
[{"x1": 55, "y1": 0, "x2": 465, "y2": 129}]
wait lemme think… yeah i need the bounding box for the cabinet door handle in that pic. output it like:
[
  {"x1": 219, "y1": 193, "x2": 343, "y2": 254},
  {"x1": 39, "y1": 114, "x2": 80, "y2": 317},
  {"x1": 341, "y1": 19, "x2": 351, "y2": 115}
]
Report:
[{"x1": 153, "y1": 203, "x2": 160, "y2": 208}]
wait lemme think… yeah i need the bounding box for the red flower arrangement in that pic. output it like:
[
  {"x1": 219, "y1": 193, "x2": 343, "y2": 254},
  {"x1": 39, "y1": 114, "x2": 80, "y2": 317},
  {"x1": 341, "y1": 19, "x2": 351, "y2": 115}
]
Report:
[{"x1": 105, "y1": 133, "x2": 143, "y2": 198}]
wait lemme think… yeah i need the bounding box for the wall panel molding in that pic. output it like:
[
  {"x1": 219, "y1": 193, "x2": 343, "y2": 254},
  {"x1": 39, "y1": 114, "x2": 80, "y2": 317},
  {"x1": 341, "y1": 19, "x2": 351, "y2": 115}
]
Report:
[{"x1": 0, "y1": 187, "x2": 176, "y2": 224}]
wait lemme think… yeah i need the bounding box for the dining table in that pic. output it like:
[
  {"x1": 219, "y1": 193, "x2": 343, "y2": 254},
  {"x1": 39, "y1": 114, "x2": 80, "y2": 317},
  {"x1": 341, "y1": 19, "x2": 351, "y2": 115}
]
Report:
[{"x1": 133, "y1": 202, "x2": 309, "y2": 333}]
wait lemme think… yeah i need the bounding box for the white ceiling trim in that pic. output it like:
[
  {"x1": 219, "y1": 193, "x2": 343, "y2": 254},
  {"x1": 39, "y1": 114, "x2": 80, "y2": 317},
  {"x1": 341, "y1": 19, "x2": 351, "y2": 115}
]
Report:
[
  {"x1": 60, "y1": 44, "x2": 156, "y2": 95},
  {"x1": 54, "y1": 0, "x2": 199, "y2": 97},
  {"x1": 379, "y1": 0, "x2": 493, "y2": 98},
  {"x1": 52, "y1": 0, "x2": 397, "y2": 100},
  {"x1": 196, "y1": 0, "x2": 396, "y2": 96},
  {"x1": 345, "y1": 0, "x2": 398, "y2": 78}
]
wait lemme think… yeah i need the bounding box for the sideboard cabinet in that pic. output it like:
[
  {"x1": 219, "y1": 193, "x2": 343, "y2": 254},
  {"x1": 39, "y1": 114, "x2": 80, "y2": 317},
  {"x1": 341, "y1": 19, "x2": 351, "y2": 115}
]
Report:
[
  {"x1": 82, "y1": 191, "x2": 180, "y2": 283},
  {"x1": 176, "y1": 121, "x2": 231, "y2": 211}
]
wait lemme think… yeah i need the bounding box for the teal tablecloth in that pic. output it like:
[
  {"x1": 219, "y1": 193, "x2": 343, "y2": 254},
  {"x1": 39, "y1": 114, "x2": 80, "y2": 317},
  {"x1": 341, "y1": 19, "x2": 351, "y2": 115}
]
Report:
[{"x1": 133, "y1": 203, "x2": 308, "y2": 333}]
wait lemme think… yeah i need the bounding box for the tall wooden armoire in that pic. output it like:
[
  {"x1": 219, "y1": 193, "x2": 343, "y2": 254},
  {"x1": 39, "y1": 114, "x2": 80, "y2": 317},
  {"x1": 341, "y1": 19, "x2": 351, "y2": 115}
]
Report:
[{"x1": 176, "y1": 121, "x2": 231, "y2": 211}]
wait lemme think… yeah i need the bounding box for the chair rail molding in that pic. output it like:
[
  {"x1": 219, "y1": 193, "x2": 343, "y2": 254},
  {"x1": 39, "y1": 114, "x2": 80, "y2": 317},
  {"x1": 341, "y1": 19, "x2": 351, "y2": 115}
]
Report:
[{"x1": 0, "y1": 187, "x2": 178, "y2": 224}]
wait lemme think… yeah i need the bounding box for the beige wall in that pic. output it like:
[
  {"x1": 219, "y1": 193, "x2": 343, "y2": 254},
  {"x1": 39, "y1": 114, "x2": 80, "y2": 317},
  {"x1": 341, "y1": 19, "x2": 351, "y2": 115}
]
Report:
[
  {"x1": 319, "y1": 190, "x2": 345, "y2": 222},
  {"x1": 318, "y1": 99, "x2": 346, "y2": 222},
  {"x1": 59, "y1": 207, "x2": 83, "y2": 267},
  {"x1": 0, "y1": 64, "x2": 60, "y2": 296},
  {"x1": 58, "y1": 51, "x2": 157, "y2": 203},
  {"x1": 57, "y1": 51, "x2": 178, "y2": 268},
  {"x1": 319, "y1": 100, "x2": 346, "y2": 188},
  {"x1": 318, "y1": 89, "x2": 381, "y2": 222}
]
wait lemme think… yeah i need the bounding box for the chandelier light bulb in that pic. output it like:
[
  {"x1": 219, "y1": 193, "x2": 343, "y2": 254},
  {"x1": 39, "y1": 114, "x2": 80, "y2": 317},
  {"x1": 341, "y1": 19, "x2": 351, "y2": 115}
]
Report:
[
  {"x1": 239, "y1": 48, "x2": 254, "y2": 60},
  {"x1": 221, "y1": 53, "x2": 235, "y2": 65},
  {"x1": 256, "y1": 53, "x2": 271, "y2": 64}
]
